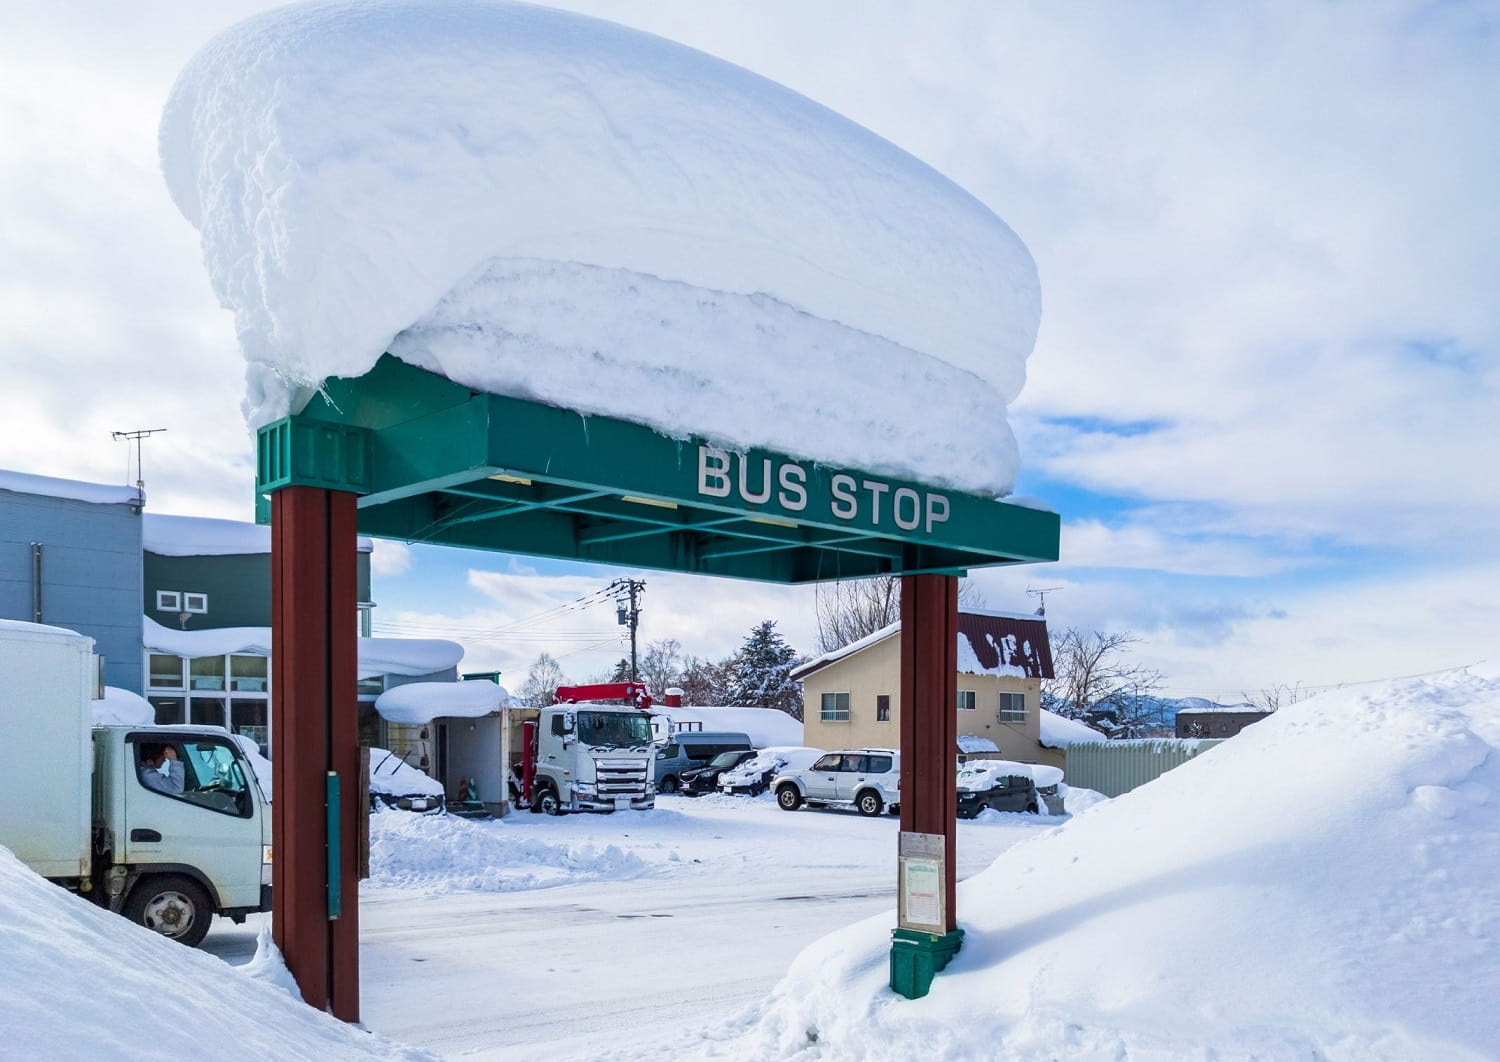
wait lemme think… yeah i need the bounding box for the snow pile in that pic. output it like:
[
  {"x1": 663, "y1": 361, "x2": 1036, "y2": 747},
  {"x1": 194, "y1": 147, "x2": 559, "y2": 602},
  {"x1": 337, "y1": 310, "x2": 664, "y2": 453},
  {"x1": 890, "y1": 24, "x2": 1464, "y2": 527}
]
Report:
[
  {"x1": 374, "y1": 679, "x2": 509, "y2": 725},
  {"x1": 367, "y1": 810, "x2": 648, "y2": 894},
  {"x1": 705, "y1": 663, "x2": 1500, "y2": 1060},
  {"x1": 719, "y1": 746, "x2": 825, "y2": 790},
  {"x1": 144, "y1": 512, "x2": 372, "y2": 555},
  {"x1": 1038, "y1": 707, "x2": 1106, "y2": 748},
  {"x1": 0, "y1": 844, "x2": 430, "y2": 1060},
  {"x1": 160, "y1": 0, "x2": 1039, "y2": 496},
  {"x1": 90, "y1": 686, "x2": 154, "y2": 726},
  {"x1": 368, "y1": 748, "x2": 445, "y2": 798},
  {"x1": 653, "y1": 706, "x2": 803, "y2": 748}
]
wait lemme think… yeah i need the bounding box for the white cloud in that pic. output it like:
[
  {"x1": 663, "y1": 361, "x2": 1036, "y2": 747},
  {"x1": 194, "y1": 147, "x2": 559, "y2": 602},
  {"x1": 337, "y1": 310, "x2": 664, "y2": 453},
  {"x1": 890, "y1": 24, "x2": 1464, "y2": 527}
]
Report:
[{"x1": 369, "y1": 540, "x2": 412, "y2": 578}]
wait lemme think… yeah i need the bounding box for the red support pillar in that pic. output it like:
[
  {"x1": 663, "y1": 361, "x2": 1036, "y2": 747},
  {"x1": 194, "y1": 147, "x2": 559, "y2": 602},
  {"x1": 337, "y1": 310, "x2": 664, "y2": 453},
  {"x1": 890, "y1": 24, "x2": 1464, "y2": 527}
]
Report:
[
  {"x1": 271, "y1": 485, "x2": 361, "y2": 1021},
  {"x1": 891, "y1": 572, "x2": 962, "y2": 998}
]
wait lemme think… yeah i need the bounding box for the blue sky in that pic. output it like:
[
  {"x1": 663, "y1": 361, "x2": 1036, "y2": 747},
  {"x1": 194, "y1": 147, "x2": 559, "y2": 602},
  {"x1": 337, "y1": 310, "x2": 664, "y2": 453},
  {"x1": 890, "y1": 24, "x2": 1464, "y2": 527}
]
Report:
[{"x1": 2, "y1": 1, "x2": 1496, "y2": 697}]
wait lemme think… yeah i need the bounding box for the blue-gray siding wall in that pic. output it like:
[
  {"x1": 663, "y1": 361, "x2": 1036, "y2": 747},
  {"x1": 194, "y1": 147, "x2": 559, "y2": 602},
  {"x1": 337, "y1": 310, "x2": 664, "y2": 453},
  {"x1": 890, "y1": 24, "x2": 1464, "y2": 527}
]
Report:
[{"x1": 0, "y1": 491, "x2": 144, "y2": 693}]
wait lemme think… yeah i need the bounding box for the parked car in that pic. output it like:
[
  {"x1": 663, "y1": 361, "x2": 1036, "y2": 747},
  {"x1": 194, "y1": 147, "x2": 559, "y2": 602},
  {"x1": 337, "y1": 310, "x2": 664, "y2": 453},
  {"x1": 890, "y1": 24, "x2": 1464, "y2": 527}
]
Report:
[
  {"x1": 679, "y1": 749, "x2": 759, "y2": 796},
  {"x1": 955, "y1": 760, "x2": 1066, "y2": 818},
  {"x1": 654, "y1": 731, "x2": 753, "y2": 793},
  {"x1": 717, "y1": 746, "x2": 825, "y2": 796},
  {"x1": 368, "y1": 747, "x2": 446, "y2": 814},
  {"x1": 773, "y1": 748, "x2": 900, "y2": 817}
]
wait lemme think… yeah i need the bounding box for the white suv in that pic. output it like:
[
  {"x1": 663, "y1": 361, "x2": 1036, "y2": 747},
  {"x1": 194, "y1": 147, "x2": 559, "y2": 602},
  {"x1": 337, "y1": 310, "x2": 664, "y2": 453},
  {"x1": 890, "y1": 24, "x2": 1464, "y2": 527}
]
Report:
[{"x1": 772, "y1": 748, "x2": 900, "y2": 817}]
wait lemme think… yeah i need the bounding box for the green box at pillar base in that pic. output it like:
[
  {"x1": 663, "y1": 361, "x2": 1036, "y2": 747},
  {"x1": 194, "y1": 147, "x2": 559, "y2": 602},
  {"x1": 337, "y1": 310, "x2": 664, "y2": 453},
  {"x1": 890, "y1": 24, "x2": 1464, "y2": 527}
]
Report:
[{"x1": 890, "y1": 927, "x2": 965, "y2": 999}]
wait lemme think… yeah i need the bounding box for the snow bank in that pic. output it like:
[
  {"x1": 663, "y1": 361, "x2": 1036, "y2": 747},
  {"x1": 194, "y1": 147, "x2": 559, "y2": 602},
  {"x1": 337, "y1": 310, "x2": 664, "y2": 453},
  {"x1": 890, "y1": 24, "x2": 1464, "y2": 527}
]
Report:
[
  {"x1": 374, "y1": 679, "x2": 510, "y2": 725},
  {"x1": 653, "y1": 706, "x2": 803, "y2": 748},
  {"x1": 708, "y1": 663, "x2": 1500, "y2": 1060},
  {"x1": 91, "y1": 686, "x2": 154, "y2": 727},
  {"x1": 1038, "y1": 707, "x2": 1106, "y2": 748},
  {"x1": 160, "y1": 0, "x2": 1039, "y2": 496},
  {"x1": 367, "y1": 808, "x2": 648, "y2": 894},
  {"x1": 0, "y1": 468, "x2": 142, "y2": 507},
  {"x1": 144, "y1": 512, "x2": 372, "y2": 555},
  {"x1": 0, "y1": 845, "x2": 430, "y2": 1060},
  {"x1": 368, "y1": 748, "x2": 445, "y2": 798}
]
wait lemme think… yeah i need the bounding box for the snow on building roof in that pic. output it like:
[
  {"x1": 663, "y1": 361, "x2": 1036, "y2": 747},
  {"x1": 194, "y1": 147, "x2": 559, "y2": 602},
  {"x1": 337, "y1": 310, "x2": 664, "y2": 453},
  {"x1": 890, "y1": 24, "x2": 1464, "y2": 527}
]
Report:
[
  {"x1": 0, "y1": 468, "x2": 142, "y2": 507},
  {"x1": 792, "y1": 611, "x2": 1053, "y2": 681},
  {"x1": 1039, "y1": 708, "x2": 1107, "y2": 748},
  {"x1": 0, "y1": 618, "x2": 90, "y2": 642},
  {"x1": 374, "y1": 680, "x2": 511, "y2": 725},
  {"x1": 143, "y1": 617, "x2": 462, "y2": 678},
  {"x1": 1175, "y1": 704, "x2": 1269, "y2": 715},
  {"x1": 144, "y1": 513, "x2": 373, "y2": 555},
  {"x1": 650, "y1": 706, "x2": 803, "y2": 748},
  {"x1": 956, "y1": 735, "x2": 1001, "y2": 754},
  {"x1": 160, "y1": 0, "x2": 1040, "y2": 498}
]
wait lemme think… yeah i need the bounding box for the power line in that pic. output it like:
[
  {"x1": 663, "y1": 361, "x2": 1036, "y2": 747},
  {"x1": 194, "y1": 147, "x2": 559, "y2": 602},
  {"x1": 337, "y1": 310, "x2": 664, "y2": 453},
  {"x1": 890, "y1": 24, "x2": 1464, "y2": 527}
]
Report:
[{"x1": 1151, "y1": 659, "x2": 1481, "y2": 699}]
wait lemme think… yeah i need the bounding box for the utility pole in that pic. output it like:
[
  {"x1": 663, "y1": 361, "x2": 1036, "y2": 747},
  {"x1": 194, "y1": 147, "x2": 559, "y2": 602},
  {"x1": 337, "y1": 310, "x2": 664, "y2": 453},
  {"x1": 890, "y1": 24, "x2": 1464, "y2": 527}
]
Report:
[
  {"x1": 111, "y1": 427, "x2": 168, "y2": 495},
  {"x1": 608, "y1": 578, "x2": 645, "y2": 681}
]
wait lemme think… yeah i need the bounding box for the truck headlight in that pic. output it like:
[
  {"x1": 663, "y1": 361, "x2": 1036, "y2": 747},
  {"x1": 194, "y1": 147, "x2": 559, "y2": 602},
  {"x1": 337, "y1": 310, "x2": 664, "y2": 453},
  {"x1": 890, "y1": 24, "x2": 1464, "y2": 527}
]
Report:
[{"x1": 575, "y1": 782, "x2": 596, "y2": 794}]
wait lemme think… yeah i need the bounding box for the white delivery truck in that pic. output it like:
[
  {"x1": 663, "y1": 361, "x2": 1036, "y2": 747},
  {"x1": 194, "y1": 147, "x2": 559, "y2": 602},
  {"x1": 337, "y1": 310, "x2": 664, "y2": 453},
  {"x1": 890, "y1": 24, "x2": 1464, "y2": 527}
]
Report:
[
  {"x1": 516, "y1": 683, "x2": 656, "y2": 814},
  {"x1": 0, "y1": 619, "x2": 271, "y2": 947}
]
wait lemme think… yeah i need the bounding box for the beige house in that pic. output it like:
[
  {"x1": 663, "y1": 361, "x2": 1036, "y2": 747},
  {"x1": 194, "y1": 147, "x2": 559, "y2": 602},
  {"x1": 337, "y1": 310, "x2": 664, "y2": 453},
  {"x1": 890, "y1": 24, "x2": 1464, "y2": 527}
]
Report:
[{"x1": 794, "y1": 610, "x2": 1059, "y2": 766}]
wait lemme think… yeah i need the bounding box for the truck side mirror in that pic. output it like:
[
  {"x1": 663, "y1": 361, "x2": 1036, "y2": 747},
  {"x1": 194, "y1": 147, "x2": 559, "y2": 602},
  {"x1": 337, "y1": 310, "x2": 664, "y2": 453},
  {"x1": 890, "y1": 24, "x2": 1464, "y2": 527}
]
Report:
[{"x1": 560, "y1": 711, "x2": 576, "y2": 742}]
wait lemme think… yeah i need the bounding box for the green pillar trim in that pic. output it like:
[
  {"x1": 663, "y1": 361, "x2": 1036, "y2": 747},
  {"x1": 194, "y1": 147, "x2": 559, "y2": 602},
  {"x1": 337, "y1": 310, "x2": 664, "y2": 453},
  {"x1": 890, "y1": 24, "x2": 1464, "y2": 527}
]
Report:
[{"x1": 257, "y1": 418, "x2": 374, "y2": 496}]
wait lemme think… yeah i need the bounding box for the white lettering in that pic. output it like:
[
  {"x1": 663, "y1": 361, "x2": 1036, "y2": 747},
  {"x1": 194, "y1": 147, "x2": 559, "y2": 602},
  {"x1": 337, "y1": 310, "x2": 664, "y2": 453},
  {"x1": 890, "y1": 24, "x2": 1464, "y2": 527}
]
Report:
[
  {"x1": 698, "y1": 446, "x2": 731, "y2": 498},
  {"x1": 738, "y1": 456, "x2": 773, "y2": 504},
  {"x1": 778, "y1": 464, "x2": 808, "y2": 511},
  {"x1": 893, "y1": 487, "x2": 921, "y2": 531},
  {"x1": 925, "y1": 493, "x2": 950, "y2": 535},
  {"x1": 862, "y1": 480, "x2": 890, "y2": 526},
  {"x1": 830, "y1": 475, "x2": 858, "y2": 520}
]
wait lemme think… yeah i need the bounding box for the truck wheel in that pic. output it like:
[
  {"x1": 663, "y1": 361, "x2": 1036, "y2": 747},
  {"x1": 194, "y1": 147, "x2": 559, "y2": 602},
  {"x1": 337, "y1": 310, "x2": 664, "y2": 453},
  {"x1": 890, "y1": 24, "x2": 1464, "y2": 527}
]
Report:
[
  {"x1": 534, "y1": 786, "x2": 563, "y2": 816},
  {"x1": 658, "y1": 775, "x2": 679, "y2": 794},
  {"x1": 856, "y1": 790, "x2": 884, "y2": 817},
  {"x1": 124, "y1": 874, "x2": 212, "y2": 948},
  {"x1": 776, "y1": 784, "x2": 803, "y2": 811}
]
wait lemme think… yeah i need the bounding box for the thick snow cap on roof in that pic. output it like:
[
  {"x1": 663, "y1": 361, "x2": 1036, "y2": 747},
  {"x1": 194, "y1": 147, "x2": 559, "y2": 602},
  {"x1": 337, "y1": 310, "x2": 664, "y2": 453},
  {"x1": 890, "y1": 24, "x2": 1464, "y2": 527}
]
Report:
[
  {"x1": 144, "y1": 513, "x2": 373, "y2": 556},
  {"x1": 374, "y1": 680, "x2": 511, "y2": 725},
  {"x1": 160, "y1": 0, "x2": 1040, "y2": 496},
  {"x1": 652, "y1": 706, "x2": 803, "y2": 748},
  {"x1": 142, "y1": 617, "x2": 462, "y2": 678},
  {"x1": 0, "y1": 468, "x2": 142, "y2": 508}
]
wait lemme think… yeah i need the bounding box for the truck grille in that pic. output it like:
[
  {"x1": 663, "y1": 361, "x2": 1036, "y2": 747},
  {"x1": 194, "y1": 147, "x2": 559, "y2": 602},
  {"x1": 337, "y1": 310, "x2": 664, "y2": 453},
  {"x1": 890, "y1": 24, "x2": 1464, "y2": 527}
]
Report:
[{"x1": 595, "y1": 757, "x2": 649, "y2": 794}]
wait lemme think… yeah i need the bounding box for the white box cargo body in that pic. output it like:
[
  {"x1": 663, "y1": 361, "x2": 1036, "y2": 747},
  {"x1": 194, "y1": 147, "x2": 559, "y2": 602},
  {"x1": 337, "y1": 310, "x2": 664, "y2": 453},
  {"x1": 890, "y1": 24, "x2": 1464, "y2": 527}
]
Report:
[{"x1": 0, "y1": 619, "x2": 95, "y2": 877}]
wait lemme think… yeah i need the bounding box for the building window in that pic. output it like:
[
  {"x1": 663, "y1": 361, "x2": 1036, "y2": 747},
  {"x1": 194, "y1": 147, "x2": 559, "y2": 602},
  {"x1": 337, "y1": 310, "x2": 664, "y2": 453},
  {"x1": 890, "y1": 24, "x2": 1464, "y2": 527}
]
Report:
[
  {"x1": 183, "y1": 592, "x2": 209, "y2": 614},
  {"x1": 957, "y1": 690, "x2": 977, "y2": 711},
  {"x1": 190, "y1": 696, "x2": 226, "y2": 727},
  {"x1": 230, "y1": 655, "x2": 268, "y2": 693},
  {"x1": 820, "y1": 692, "x2": 851, "y2": 722},
  {"x1": 156, "y1": 590, "x2": 181, "y2": 612},
  {"x1": 148, "y1": 654, "x2": 184, "y2": 689},
  {"x1": 998, "y1": 692, "x2": 1026, "y2": 722},
  {"x1": 876, "y1": 694, "x2": 891, "y2": 722},
  {"x1": 150, "y1": 697, "x2": 185, "y2": 725},
  {"x1": 190, "y1": 656, "x2": 226, "y2": 691}
]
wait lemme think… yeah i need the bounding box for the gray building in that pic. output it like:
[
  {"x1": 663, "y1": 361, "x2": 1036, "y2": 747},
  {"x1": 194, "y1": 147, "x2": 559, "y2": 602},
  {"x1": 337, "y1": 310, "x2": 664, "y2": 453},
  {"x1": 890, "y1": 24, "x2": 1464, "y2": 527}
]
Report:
[{"x1": 0, "y1": 470, "x2": 145, "y2": 692}]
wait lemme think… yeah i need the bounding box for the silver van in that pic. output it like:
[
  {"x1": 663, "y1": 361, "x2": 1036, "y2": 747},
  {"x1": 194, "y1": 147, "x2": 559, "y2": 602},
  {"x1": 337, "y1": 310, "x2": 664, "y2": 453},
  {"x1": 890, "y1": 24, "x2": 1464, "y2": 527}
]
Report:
[{"x1": 654, "y1": 731, "x2": 753, "y2": 793}]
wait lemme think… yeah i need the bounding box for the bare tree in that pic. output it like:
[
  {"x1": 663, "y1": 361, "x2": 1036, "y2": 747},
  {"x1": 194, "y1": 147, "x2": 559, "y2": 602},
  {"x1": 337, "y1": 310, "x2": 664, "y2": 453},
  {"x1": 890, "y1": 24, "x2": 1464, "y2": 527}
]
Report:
[
  {"x1": 638, "y1": 638, "x2": 685, "y2": 697},
  {"x1": 1244, "y1": 682, "x2": 1310, "y2": 712},
  {"x1": 516, "y1": 652, "x2": 568, "y2": 707},
  {"x1": 1043, "y1": 628, "x2": 1165, "y2": 738},
  {"x1": 814, "y1": 576, "x2": 988, "y2": 652}
]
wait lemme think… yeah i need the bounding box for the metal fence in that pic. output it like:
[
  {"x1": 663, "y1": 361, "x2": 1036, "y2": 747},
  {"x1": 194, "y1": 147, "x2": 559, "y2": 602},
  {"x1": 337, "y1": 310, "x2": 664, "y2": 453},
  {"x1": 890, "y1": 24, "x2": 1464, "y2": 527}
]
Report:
[{"x1": 1064, "y1": 738, "x2": 1224, "y2": 797}]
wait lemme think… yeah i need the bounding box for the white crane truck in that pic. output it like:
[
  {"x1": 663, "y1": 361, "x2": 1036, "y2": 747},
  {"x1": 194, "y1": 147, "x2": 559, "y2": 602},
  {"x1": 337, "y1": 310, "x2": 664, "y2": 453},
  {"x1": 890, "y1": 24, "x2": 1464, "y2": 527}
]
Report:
[
  {"x1": 0, "y1": 619, "x2": 271, "y2": 946},
  {"x1": 518, "y1": 682, "x2": 657, "y2": 814}
]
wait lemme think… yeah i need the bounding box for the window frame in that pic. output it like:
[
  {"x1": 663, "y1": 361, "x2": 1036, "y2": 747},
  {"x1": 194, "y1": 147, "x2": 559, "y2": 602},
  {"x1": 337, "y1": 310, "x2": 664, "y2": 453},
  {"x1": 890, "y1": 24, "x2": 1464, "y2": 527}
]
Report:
[
  {"x1": 155, "y1": 590, "x2": 181, "y2": 612},
  {"x1": 957, "y1": 689, "x2": 977, "y2": 711},
  {"x1": 820, "y1": 691, "x2": 851, "y2": 723},
  {"x1": 182, "y1": 592, "x2": 209, "y2": 615},
  {"x1": 876, "y1": 694, "x2": 891, "y2": 722},
  {"x1": 998, "y1": 691, "x2": 1026, "y2": 722}
]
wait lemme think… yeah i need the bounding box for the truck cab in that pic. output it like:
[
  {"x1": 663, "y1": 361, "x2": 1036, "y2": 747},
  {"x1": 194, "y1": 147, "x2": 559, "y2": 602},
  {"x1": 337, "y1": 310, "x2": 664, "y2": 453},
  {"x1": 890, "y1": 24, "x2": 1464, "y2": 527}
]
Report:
[{"x1": 526, "y1": 703, "x2": 656, "y2": 814}]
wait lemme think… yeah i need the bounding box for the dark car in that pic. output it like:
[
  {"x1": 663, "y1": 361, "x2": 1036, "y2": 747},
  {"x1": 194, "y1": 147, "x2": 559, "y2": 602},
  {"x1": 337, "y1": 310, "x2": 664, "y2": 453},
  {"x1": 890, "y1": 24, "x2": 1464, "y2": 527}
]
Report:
[
  {"x1": 956, "y1": 771, "x2": 1038, "y2": 818},
  {"x1": 679, "y1": 749, "x2": 759, "y2": 796}
]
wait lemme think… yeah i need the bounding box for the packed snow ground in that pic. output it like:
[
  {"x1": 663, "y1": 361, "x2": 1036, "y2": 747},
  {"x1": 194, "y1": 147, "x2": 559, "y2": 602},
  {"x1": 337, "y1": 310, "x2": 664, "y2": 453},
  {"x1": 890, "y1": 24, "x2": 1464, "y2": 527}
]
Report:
[{"x1": 160, "y1": 0, "x2": 1038, "y2": 495}]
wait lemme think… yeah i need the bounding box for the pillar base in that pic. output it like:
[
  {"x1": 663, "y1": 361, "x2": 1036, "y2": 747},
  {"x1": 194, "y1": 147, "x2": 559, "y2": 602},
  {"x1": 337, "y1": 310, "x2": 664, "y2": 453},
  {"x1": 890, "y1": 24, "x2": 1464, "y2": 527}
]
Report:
[{"x1": 890, "y1": 927, "x2": 964, "y2": 999}]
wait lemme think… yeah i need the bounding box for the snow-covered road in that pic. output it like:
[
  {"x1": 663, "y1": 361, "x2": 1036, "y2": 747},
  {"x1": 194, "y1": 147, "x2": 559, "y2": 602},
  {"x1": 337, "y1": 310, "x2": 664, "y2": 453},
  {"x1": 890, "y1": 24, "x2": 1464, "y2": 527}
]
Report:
[{"x1": 204, "y1": 794, "x2": 1053, "y2": 1059}]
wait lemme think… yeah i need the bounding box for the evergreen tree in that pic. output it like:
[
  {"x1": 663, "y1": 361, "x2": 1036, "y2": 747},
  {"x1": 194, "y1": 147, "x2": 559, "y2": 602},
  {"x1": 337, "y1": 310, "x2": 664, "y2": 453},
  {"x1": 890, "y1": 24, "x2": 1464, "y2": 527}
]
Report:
[{"x1": 726, "y1": 620, "x2": 803, "y2": 719}]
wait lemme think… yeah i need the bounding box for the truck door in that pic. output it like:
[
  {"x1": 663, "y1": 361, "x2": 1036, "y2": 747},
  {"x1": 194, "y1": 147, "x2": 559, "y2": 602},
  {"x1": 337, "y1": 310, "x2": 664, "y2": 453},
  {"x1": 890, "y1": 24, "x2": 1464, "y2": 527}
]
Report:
[
  {"x1": 804, "y1": 753, "x2": 845, "y2": 801},
  {"x1": 123, "y1": 735, "x2": 263, "y2": 910}
]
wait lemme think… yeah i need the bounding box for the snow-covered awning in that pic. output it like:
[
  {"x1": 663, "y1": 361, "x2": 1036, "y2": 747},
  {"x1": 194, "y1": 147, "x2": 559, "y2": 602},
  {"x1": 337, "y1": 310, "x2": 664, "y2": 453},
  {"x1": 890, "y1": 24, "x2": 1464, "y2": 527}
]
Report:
[
  {"x1": 374, "y1": 680, "x2": 511, "y2": 725},
  {"x1": 142, "y1": 617, "x2": 463, "y2": 678},
  {"x1": 957, "y1": 735, "x2": 1001, "y2": 754}
]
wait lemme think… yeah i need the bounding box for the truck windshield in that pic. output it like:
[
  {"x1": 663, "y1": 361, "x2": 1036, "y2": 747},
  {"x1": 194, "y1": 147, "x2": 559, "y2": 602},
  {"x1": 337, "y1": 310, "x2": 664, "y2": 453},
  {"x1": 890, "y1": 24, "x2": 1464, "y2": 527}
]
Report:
[{"x1": 576, "y1": 711, "x2": 653, "y2": 750}]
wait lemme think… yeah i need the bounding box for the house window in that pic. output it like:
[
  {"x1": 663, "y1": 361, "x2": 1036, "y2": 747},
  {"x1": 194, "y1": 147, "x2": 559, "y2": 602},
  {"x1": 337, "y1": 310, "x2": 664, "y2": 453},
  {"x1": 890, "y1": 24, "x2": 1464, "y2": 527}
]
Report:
[
  {"x1": 820, "y1": 692, "x2": 850, "y2": 722},
  {"x1": 876, "y1": 694, "x2": 891, "y2": 722},
  {"x1": 957, "y1": 690, "x2": 977, "y2": 711},
  {"x1": 183, "y1": 592, "x2": 208, "y2": 614},
  {"x1": 149, "y1": 654, "x2": 184, "y2": 689},
  {"x1": 155, "y1": 590, "x2": 181, "y2": 612},
  {"x1": 998, "y1": 692, "x2": 1026, "y2": 722}
]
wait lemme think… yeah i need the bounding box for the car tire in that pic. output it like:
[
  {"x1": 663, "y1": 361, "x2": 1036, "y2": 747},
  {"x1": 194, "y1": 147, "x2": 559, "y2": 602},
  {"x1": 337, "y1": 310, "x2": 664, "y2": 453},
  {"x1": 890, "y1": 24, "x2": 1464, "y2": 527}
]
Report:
[
  {"x1": 856, "y1": 790, "x2": 884, "y2": 817},
  {"x1": 659, "y1": 775, "x2": 679, "y2": 794},
  {"x1": 776, "y1": 784, "x2": 803, "y2": 811},
  {"x1": 534, "y1": 785, "x2": 563, "y2": 816},
  {"x1": 123, "y1": 873, "x2": 212, "y2": 947}
]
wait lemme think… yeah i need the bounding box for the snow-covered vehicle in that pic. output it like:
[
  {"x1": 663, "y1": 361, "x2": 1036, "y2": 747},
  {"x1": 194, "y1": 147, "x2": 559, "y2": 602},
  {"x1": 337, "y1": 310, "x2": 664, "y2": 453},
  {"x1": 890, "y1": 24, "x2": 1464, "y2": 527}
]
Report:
[
  {"x1": 0, "y1": 619, "x2": 271, "y2": 947},
  {"x1": 956, "y1": 760, "x2": 1066, "y2": 817},
  {"x1": 773, "y1": 748, "x2": 900, "y2": 817},
  {"x1": 368, "y1": 747, "x2": 446, "y2": 814},
  {"x1": 519, "y1": 684, "x2": 656, "y2": 814},
  {"x1": 718, "y1": 746, "x2": 825, "y2": 796},
  {"x1": 679, "y1": 748, "x2": 757, "y2": 796}
]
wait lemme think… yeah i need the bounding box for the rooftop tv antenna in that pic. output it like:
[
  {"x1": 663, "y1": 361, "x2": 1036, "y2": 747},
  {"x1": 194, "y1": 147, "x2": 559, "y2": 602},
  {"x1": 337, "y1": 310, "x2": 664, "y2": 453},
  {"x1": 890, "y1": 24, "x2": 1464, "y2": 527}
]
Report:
[
  {"x1": 1026, "y1": 585, "x2": 1063, "y2": 617},
  {"x1": 111, "y1": 428, "x2": 168, "y2": 494}
]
